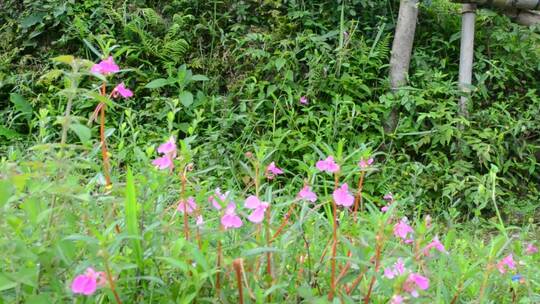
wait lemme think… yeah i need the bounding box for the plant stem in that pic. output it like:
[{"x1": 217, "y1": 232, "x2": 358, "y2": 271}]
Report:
[
  {"x1": 233, "y1": 259, "x2": 244, "y2": 304},
  {"x1": 99, "y1": 103, "x2": 112, "y2": 187},
  {"x1": 353, "y1": 171, "x2": 365, "y2": 220},
  {"x1": 346, "y1": 268, "x2": 367, "y2": 295},
  {"x1": 60, "y1": 95, "x2": 74, "y2": 146},
  {"x1": 270, "y1": 203, "x2": 295, "y2": 242},
  {"x1": 102, "y1": 252, "x2": 122, "y2": 304},
  {"x1": 180, "y1": 170, "x2": 189, "y2": 241},
  {"x1": 98, "y1": 83, "x2": 112, "y2": 188},
  {"x1": 490, "y1": 170, "x2": 508, "y2": 239},
  {"x1": 363, "y1": 231, "x2": 384, "y2": 303},
  {"x1": 265, "y1": 206, "x2": 272, "y2": 279},
  {"x1": 336, "y1": 250, "x2": 353, "y2": 283},
  {"x1": 477, "y1": 263, "x2": 494, "y2": 304},
  {"x1": 216, "y1": 238, "x2": 222, "y2": 299},
  {"x1": 328, "y1": 198, "x2": 338, "y2": 300},
  {"x1": 450, "y1": 280, "x2": 463, "y2": 304}
]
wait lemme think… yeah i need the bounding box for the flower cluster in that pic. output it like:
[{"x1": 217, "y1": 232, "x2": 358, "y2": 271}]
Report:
[
  {"x1": 152, "y1": 136, "x2": 177, "y2": 171},
  {"x1": 393, "y1": 218, "x2": 414, "y2": 243},
  {"x1": 71, "y1": 267, "x2": 107, "y2": 296},
  {"x1": 383, "y1": 258, "x2": 430, "y2": 299},
  {"x1": 91, "y1": 56, "x2": 133, "y2": 99}
]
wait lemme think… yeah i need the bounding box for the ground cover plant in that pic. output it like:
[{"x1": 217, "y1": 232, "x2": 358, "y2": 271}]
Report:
[{"x1": 1, "y1": 0, "x2": 540, "y2": 303}]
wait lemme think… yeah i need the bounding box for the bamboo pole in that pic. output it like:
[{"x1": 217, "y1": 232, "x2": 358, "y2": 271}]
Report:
[
  {"x1": 458, "y1": 4, "x2": 476, "y2": 117},
  {"x1": 452, "y1": 0, "x2": 540, "y2": 10},
  {"x1": 385, "y1": 0, "x2": 419, "y2": 133}
]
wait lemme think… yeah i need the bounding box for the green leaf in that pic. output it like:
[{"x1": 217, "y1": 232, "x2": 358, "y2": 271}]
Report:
[
  {"x1": 10, "y1": 93, "x2": 32, "y2": 118},
  {"x1": 145, "y1": 78, "x2": 173, "y2": 89},
  {"x1": 275, "y1": 58, "x2": 286, "y2": 71},
  {"x1": 0, "y1": 274, "x2": 16, "y2": 292},
  {"x1": 20, "y1": 13, "x2": 46, "y2": 28},
  {"x1": 156, "y1": 257, "x2": 189, "y2": 273},
  {"x1": 39, "y1": 69, "x2": 63, "y2": 84},
  {"x1": 179, "y1": 91, "x2": 193, "y2": 107},
  {"x1": 126, "y1": 168, "x2": 144, "y2": 271},
  {"x1": 0, "y1": 180, "x2": 14, "y2": 208},
  {"x1": 191, "y1": 75, "x2": 209, "y2": 81},
  {"x1": 82, "y1": 39, "x2": 102, "y2": 58},
  {"x1": 51, "y1": 55, "x2": 74, "y2": 65},
  {"x1": 242, "y1": 247, "x2": 282, "y2": 257},
  {"x1": 0, "y1": 126, "x2": 21, "y2": 139},
  {"x1": 21, "y1": 197, "x2": 41, "y2": 225},
  {"x1": 69, "y1": 124, "x2": 91, "y2": 143},
  {"x1": 87, "y1": 92, "x2": 114, "y2": 107}
]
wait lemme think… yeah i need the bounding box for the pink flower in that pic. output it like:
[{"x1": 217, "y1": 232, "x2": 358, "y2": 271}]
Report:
[
  {"x1": 152, "y1": 136, "x2": 177, "y2": 171},
  {"x1": 381, "y1": 193, "x2": 394, "y2": 212},
  {"x1": 525, "y1": 243, "x2": 538, "y2": 255},
  {"x1": 358, "y1": 158, "x2": 374, "y2": 169},
  {"x1": 383, "y1": 258, "x2": 406, "y2": 279},
  {"x1": 403, "y1": 273, "x2": 429, "y2": 298},
  {"x1": 299, "y1": 96, "x2": 308, "y2": 105},
  {"x1": 196, "y1": 215, "x2": 204, "y2": 226},
  {"x1": 333, "y1": 183, "x2": 354, "y2": 207},
  {"x1": 394, "y1": 258, "x2": 405, "y2": 274},
  {"x1": 383, "y1": 193, "x2": 394, "y2": 202},
  {"x1": 497, "y1": 254, "x2": 516, "y2": 274},
  {"x1": 423, "y1": 236, "x2": 447, "y2": 256},
  {"x1": 266, "y1": 162, "x2": 284, "y2": 180},
  {"x1": 221, "y1": 203, "x2": 243, "y2": 229},
  {"x1": 297, "y1": 185, "x2": 317, "y2": 202},
  {"x1": 209, "y1": 188, "x2": 229, "y2": 210},
  {"x1": 383, "y1": 267, "x2": 396, "y2": 279},
  {"x1": 316, "y1": 156, "x2": 340, "y2": 173},
  {"x1": 177, "y1": 197, "x2": 197, "y2": 214},
  {"x1": 152, "y1": 156, "x2": 173, "y2": 170},
  {"x1": 90, "y1": 56, "x2": 120, "y2": 75},
  {"x1": 157, "y1": 136, "x2": 177, "y2": 155},
  {"x1": 112, "y1": 82, "x2": 133, "y2": 99},
  {"x1": 71, "y1": 267, "x2": 107, "y2": 296},
  {"x1": 393, "y1": 218, "x2": 414, "y2": 241},
  {"x1": 425, "y1": 215, "x2": 432, "y2": 228},
  {"x1": 390, "y1": 295, "x2": 404, "y2": 304},
  {"x1": 244, "y1": 195, "x2": 269, "y2": 224}
]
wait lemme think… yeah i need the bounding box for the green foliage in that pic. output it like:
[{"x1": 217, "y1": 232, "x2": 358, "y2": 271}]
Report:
[{"x1": 0, "y1": 3, "x2": 539, "y2": 301}]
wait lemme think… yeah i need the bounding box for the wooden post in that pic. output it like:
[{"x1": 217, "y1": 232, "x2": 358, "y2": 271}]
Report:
[
  {"x1": 458, "y1": 4, "x2": 476, "y2": 117},
  {"x1": 385, "y1": 0, "x2": 420, "y2": 132}
]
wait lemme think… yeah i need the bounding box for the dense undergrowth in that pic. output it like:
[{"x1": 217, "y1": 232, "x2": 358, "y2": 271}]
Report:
[{"x1": 1, "y1": 0, "x2": 540, "y2": 302}]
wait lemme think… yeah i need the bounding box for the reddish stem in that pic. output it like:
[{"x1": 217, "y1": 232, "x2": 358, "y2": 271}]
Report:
[
  {"x1": 353, "y1": 171, "x2": 365, "y2": 221},
  {"x1": 98, "y1": 83, "x2": 120, "y2": 234},
  {"x1": 99, "y1": 104, "x2": 112, "y2": 187},
  {"x1": 336, "y1": 250, "x2": 353, "y2": 283},
  {"x1": 346, "y1": 268, "x2": 367, "y2": 295},
  {"x1": 103, "y1": 253, "x2": 122, "y2": 304},
  {"x1": 363, "y1": 234, "x2": 383, "y2": 304},
  {"x1": 328, "y1": 198, "x2": 338, "y2": 300},
  {"x1": 270, "y1": 203, "x2": 295, "y2": 242},
  {"x1": 265, "y1": 206, "x2": 272, "y2": 279},
  {"x1": 233, "y1": 259, "x2": 244, "y2": 304},
  {"x1": 318, "y1": 237, "x2": 334, "y2": 264},
  {"x1": 216, "y1": 239, "x2": 222, "y2": 298},
  {"x1": 450, "y1": 281, "x2": 463, "y2": 304},
  {"x1": 98, "y1": 83, "x2": 112, "y2": 188},
  {"x1": 180, "y1": 172, "x2": 189, "y2": 241}
]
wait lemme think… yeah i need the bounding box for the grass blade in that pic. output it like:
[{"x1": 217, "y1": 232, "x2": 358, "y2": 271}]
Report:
[{"x1": 125, "y1": 167, "x2": 144, "y2": 271}]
